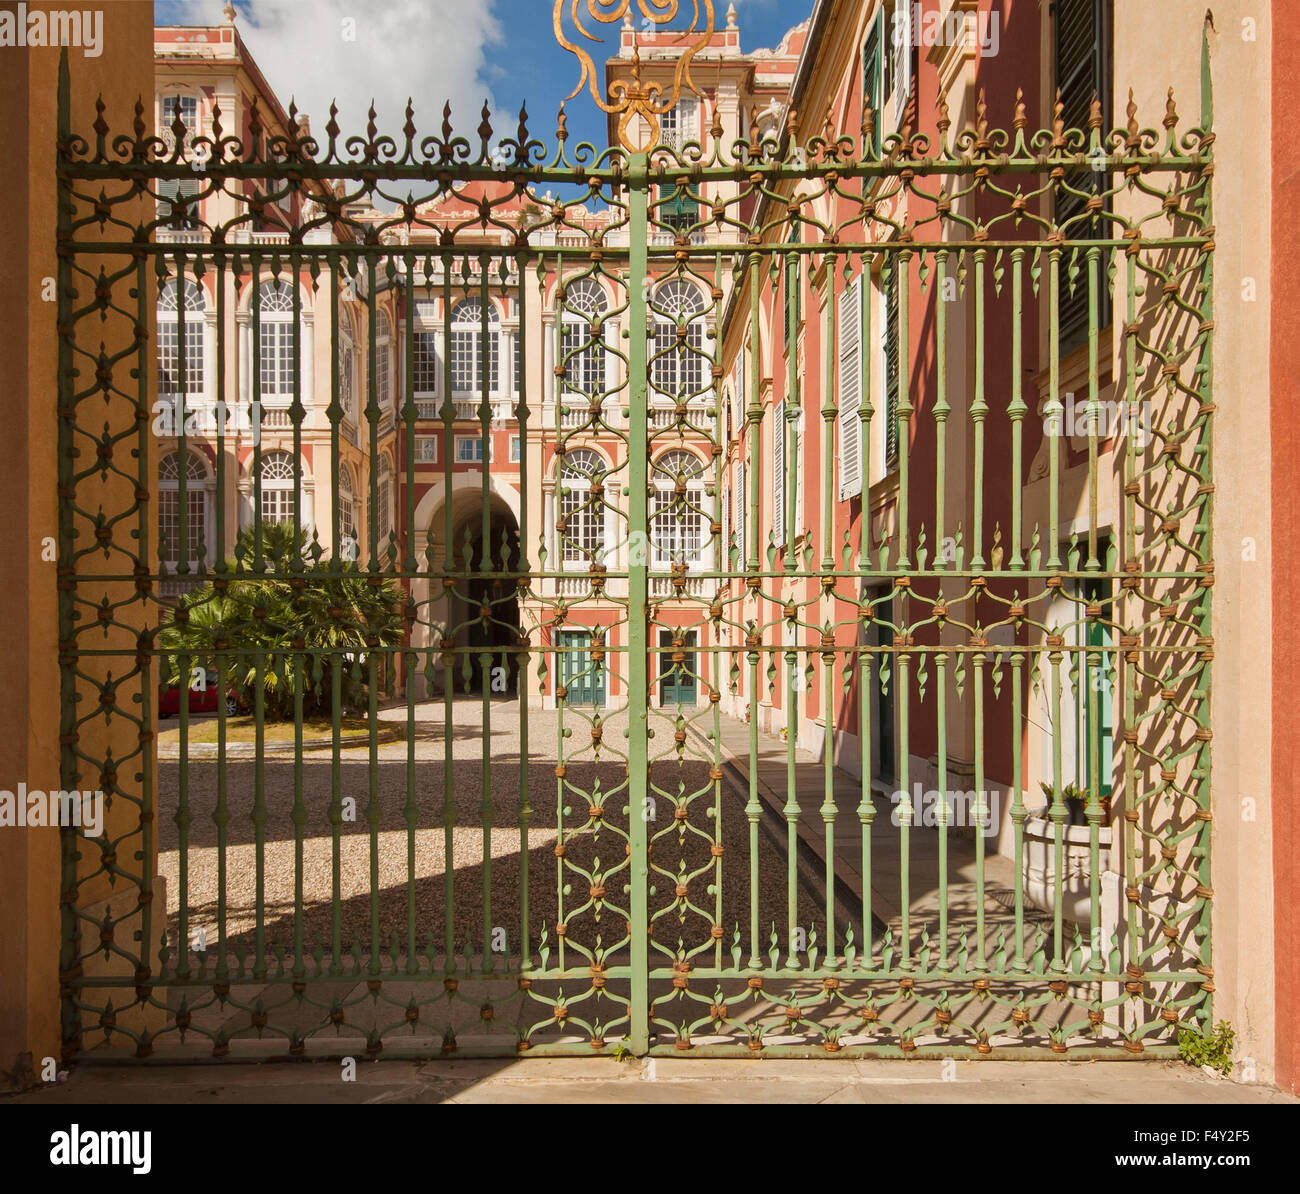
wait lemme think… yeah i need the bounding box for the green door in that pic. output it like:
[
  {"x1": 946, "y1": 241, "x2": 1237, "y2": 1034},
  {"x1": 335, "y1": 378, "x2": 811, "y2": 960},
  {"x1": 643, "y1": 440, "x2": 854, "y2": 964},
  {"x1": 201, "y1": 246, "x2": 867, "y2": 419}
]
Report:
[
  {"x1": 557, "y1": 630, "x2": 604, "y2": 707},
  {"x1": 659, "y1": 629, "x2": 697, "y2": 705}
]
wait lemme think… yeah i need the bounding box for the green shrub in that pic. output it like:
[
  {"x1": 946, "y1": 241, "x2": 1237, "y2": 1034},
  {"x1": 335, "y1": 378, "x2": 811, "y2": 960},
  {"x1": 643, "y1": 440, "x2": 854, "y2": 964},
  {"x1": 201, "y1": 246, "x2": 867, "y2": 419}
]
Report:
[{"x1": 1177, "y1": 1019, "x2": 1235, "y2": 1076}]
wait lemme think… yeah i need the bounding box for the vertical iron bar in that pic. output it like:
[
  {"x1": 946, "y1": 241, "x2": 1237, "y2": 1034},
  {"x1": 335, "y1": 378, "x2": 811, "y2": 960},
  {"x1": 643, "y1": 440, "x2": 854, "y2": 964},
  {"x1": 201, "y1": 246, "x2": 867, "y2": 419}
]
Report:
[{"x1": 627, "y1": 154, "x2": 651, "y2": 1051}]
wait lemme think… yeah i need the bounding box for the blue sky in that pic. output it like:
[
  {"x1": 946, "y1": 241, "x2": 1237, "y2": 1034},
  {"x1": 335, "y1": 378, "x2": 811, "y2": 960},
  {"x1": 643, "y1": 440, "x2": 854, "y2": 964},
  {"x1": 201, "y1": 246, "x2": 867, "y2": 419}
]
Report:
[{"x1": 154, "y1": 1, "x2": 812, "y2": 152}]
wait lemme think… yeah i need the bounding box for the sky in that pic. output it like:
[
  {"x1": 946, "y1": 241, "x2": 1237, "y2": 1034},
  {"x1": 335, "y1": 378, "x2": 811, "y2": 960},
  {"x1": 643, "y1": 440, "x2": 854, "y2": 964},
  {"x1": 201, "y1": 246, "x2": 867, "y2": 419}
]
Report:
[{"x1": 153, "y1": 0, "x2": 813, "y2": 153}]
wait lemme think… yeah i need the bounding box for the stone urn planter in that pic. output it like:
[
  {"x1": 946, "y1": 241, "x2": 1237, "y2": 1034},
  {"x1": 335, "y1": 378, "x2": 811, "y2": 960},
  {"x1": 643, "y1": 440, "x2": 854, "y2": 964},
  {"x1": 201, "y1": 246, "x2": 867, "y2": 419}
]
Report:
[{"x1": 1022, "y1": 817, "x2": 1113, "y2": 924}]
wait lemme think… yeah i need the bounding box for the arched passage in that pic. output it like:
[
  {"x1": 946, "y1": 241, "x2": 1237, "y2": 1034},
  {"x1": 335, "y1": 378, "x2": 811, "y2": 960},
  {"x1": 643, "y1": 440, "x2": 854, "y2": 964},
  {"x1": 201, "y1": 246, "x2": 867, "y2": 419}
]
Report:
[{"x1": 412, "y1": 474, "x2": 523, "y2": 698}]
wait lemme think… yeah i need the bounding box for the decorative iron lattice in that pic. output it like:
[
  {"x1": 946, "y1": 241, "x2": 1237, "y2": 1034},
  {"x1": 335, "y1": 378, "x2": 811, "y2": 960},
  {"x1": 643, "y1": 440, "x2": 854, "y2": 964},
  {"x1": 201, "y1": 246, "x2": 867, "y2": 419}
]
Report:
[{"x1": 55, "y1": 27, "x2": 1213, "y2": 1060}]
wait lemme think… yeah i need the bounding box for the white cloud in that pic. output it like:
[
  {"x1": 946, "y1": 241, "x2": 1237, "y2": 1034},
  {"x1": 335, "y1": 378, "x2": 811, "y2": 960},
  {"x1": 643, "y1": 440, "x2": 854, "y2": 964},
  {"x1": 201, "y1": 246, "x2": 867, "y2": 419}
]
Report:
[{"x1": 175, "y1": 1, "x2": 504, "y2": 145}]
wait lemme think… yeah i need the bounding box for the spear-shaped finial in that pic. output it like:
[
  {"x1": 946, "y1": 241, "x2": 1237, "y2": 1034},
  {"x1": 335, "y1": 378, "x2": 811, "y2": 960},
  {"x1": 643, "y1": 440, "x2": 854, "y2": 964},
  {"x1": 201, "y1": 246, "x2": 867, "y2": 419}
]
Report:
[{"x1": 1013, "y1": 87, "x2": 1027, "y2": 130}]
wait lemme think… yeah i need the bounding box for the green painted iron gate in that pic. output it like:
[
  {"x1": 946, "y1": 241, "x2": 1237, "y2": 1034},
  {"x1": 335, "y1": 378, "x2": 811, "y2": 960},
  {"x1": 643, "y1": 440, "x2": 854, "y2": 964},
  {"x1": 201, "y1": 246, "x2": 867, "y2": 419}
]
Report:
[{"x1": 55, "y1": 14, "x2": 1215, "y2": 1061}]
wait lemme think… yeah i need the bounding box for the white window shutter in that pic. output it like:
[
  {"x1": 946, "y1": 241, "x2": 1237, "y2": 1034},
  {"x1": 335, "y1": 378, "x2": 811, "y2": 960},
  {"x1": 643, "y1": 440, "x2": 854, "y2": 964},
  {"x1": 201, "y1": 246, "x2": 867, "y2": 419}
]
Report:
[
  {"x1": 772, "y1": 398, "x2": 785, "y2": 545},
  {"x1": 838, "y1": 276, "x2": 863, "y2": 500},
  {"x1": 892, "y1": 0, "x2": 911, "y2": 128},
  {"x1": 735, "y1": 460, "x2": 745, "y2": 564},
  {"x1": 681, "y1": 98, "x2": 698, "y2": 146},
  {"x1": 794, "y1": 415, "x2": 804, "y2": 542}
]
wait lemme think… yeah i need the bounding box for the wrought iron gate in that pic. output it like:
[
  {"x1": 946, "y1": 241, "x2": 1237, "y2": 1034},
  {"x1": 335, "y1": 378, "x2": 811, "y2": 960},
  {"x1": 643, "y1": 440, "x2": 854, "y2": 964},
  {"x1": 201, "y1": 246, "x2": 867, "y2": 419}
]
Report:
[{"x1": 56, "y1": 9, "x2": 1215, "y2": 1061}]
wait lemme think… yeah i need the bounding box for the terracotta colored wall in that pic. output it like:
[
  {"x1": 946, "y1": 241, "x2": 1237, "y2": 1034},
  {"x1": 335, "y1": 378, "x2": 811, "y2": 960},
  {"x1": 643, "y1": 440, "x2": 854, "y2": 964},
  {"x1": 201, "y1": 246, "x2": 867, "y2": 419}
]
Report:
[{"x1": 1271, "y1": 0, "x2": 1299, "y2": 1097}]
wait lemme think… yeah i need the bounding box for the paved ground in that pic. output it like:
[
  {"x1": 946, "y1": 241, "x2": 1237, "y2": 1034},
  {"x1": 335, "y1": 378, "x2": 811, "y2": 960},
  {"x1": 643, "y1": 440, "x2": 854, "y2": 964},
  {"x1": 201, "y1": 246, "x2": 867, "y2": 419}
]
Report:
[
  {"x1": 10, "y1": 1058, "x2": 1294, "y2": 1104},
  {"x1": 157, "y1": 697, "x2": 794, "y2": 963}
]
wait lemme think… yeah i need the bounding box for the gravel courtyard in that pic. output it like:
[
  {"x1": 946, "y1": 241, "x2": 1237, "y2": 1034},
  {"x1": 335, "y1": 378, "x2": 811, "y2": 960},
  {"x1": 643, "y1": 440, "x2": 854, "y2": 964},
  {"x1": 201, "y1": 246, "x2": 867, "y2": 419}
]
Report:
[{"x1": 158, "y1": 698, "x2": 799, "y2": 973}]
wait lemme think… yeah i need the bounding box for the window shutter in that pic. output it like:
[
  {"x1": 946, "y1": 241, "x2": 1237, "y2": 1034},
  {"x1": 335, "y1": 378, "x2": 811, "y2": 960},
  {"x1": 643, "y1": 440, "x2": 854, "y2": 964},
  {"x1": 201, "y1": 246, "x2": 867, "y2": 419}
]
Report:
[
  {"x1": 837, "y1": 276, "x2": 863, "y2": 500},
  {"x1": 157, "y1": 176, "x2": 200, "y2": 228},
  {"x1": 884, "y1": 267, "x2": 900, "y2": 470},
  {"x1": 794, "y1": 414, "x2": 804, "y2": 543},
  {"x1": 735, "y1": 460, "x2": 745, "y2": 566},
  {"x1": 863, "y1": 10, "x2": 884, "y2": 157},
  {"x1": 892, "y1": 0, "x2": 912, "y2": 128},
  {"x1": 772, "y1": 398, "x2": 786, "y2": 545},
  {"x1": 1054, "y1": 0, "x2": 1112, "y2": 352}
]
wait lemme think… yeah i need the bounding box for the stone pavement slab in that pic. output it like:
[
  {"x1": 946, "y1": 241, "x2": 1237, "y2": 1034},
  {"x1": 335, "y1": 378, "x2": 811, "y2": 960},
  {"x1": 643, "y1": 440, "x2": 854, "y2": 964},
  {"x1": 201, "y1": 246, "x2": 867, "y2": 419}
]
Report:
[{"x1": 8, "y1": 1058, "x2": 1294, "y2": 1104}]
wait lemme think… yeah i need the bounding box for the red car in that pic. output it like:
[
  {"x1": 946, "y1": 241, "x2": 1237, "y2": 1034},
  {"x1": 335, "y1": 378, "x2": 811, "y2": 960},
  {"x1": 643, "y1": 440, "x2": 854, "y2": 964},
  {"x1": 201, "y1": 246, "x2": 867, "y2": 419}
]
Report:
[{"x1": 158, "y1": 669, "x2": 245, "y2": 718}]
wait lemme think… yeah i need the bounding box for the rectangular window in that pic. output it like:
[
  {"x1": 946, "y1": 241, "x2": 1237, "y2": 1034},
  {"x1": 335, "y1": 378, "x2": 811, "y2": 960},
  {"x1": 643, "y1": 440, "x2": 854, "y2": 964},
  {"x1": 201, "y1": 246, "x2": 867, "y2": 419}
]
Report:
[
  {"x1": 451, "y1": 328, "x2": 498, "y2": 394},
  {"x1": 416, "y1": 436, "x2": 438, "y2": 463},
  {"x1": 157, "y1": 319, "x2": 204, "y2": 397},
  {"x1": 412, "y1": 331, "x2": 438, "y2": 395},
  {"x1": 258, "y1": 321, "x2": 294, "y2": 400},
  {"x1": 837, "y1": 274, "x2": 864, "y2": 499},
  {"x1": 158, "y1": 488, "x2": 206, "y2": 566},
  {"x1": 375, "y1": 337, "x2": 391, "y2": 410},
  {"x1": 260, "y1": 486, "x2": 296, "y2": 526},
  {"x1": 161, "y1": 94, "x2": 199, "y2": 152},
  {"x1": 376, "y1": 476, "x2": 391, "y2": 544},
  {"x1": 509, "y1": 435, "x2": 522, "y2": 463},
  {"x1": 455, "y1": 436, "x2": 492, "y2": 463}
]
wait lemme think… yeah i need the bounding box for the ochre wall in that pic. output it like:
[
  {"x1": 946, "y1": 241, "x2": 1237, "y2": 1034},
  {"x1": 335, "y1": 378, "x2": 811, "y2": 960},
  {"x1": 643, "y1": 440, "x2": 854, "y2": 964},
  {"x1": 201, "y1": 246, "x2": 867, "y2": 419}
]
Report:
[{"x1": 0, "y1": 0, "x2": 156, "y2": 1088}]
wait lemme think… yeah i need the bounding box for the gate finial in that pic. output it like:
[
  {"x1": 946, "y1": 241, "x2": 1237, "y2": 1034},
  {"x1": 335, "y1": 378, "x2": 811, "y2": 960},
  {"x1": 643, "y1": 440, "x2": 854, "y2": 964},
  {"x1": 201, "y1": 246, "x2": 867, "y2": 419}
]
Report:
[{"x1": 553, "y1": 0, "x2": 716, "y2": 153}]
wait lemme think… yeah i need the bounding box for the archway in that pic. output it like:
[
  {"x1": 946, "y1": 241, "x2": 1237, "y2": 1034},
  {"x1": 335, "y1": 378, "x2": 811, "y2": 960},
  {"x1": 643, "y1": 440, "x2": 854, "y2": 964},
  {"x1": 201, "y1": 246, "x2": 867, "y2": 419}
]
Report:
[{"x1": 414, "y1": 477, "x2": 523, "y2": 699}]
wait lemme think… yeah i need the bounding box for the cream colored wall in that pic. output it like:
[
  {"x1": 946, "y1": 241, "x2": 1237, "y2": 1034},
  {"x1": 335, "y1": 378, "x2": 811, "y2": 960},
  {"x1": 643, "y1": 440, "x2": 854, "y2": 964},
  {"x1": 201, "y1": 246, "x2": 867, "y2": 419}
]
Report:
[{"x1": 1110, "y1": 1, "x2": 1274, "y2": 1082}]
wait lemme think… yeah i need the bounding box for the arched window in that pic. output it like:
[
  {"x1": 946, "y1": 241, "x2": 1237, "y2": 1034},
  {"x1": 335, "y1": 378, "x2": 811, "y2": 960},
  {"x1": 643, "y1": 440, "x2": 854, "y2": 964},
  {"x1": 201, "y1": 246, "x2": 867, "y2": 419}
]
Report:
[
  {"x1": 650, "y1": 449, "x2": 706, "y2": 568},
  {"x1": 258, "y1": 450, "x2": 299, "y2": 525},
  {"x1": 257, "y1": 280, "x2": 296, "y2": 401},
  {"x1": 560, "y1": 278, "x2": 609, "y2": 401},
  {"x1": 558, "y1": 449, "x2": 606, "y2": 568},
  {"x1": 338, "y1": 465, "x2": 357, "y2": 559},
  {"x1": 650, "y1": 279, "x2": 706, "y2": 403},
  {"x1": 450, "y1": 299, "x2": 499, "y2": 395},
  {"x1": 157, "y1": 279, "x2": 205, "y2": 399},
  {"x1": 375, "y1": 309, "x2": 393, "y2": 413},
  {"x1": 158, "y1": 450, "x2": 212, "y2": 568}
]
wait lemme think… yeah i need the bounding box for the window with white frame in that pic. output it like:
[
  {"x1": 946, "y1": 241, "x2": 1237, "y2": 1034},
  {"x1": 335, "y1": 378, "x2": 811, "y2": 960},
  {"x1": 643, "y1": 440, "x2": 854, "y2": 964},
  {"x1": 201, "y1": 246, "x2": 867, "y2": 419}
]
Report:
[
  {"x1": 157, "y1": 279, "x2": 206, "y2": 400},
  {"x1": 375, "y1": 309, "x2": 392, "y2": 413},
  {"x1": 158, "y1": 450, "x2": 211, "y2": 568},
  {"x1": 558, "y1": 449, "x2": 605, "y2": 567},
  {"x1": 258, "y1": 450, "x2": 300, "y2": 525},
  {"x1": 411, "y1": 301, "x2": 439, "y2": 397},
  {"x1": 559, "y1": 278, "x2": 609, "y2": 403},
  {"x1": 509, "y1": 435, "x2": 522, "y2": 463},
  {"x1": 160, "y1": 92, "x2": 199, "y2": 154},
  {"x1": 337, "y1": 465, "x2": 358, "y2": 559},
  {"x1": 339, "y1": 322, "x2": 355, "y2": 422},
  {"x1": 416, "y1": 436, "x2": 439, "y2": 463},
  {"x1": 455, "y1": 435, "x2": 492, "y2": 464},
  {"x1": 257, "y1": 280, "x2": 296, "y2": 401},
  {"x1": 375, "y1": 457, "x2": 392, "y2": 548},
  {"x1": 650, "y1": 279, "x2": 706, "y2": 404},
  {"x1": 658, "y1": 98, "x2": 697, "y2": 150},
  {"x1": 650, "y1": 450, "x2": 706, "y2": 568},
  {"x1": 450, "y1": 299, "x2": 499, "y2": 395}
]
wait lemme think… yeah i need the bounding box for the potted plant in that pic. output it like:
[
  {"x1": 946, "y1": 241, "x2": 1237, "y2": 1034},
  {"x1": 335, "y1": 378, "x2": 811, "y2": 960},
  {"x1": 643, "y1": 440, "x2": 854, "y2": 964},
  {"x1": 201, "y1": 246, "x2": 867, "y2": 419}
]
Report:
[{"x1": 1022, "y1": 782, "x2": 1114, "y2": 924}]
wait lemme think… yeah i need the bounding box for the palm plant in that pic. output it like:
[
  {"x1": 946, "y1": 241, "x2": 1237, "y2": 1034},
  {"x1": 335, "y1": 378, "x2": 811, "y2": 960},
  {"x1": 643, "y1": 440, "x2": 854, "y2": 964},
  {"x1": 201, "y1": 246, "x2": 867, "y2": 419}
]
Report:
[{"x1": 159, "y1": 524, "x2": 405, "y2": 720}]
